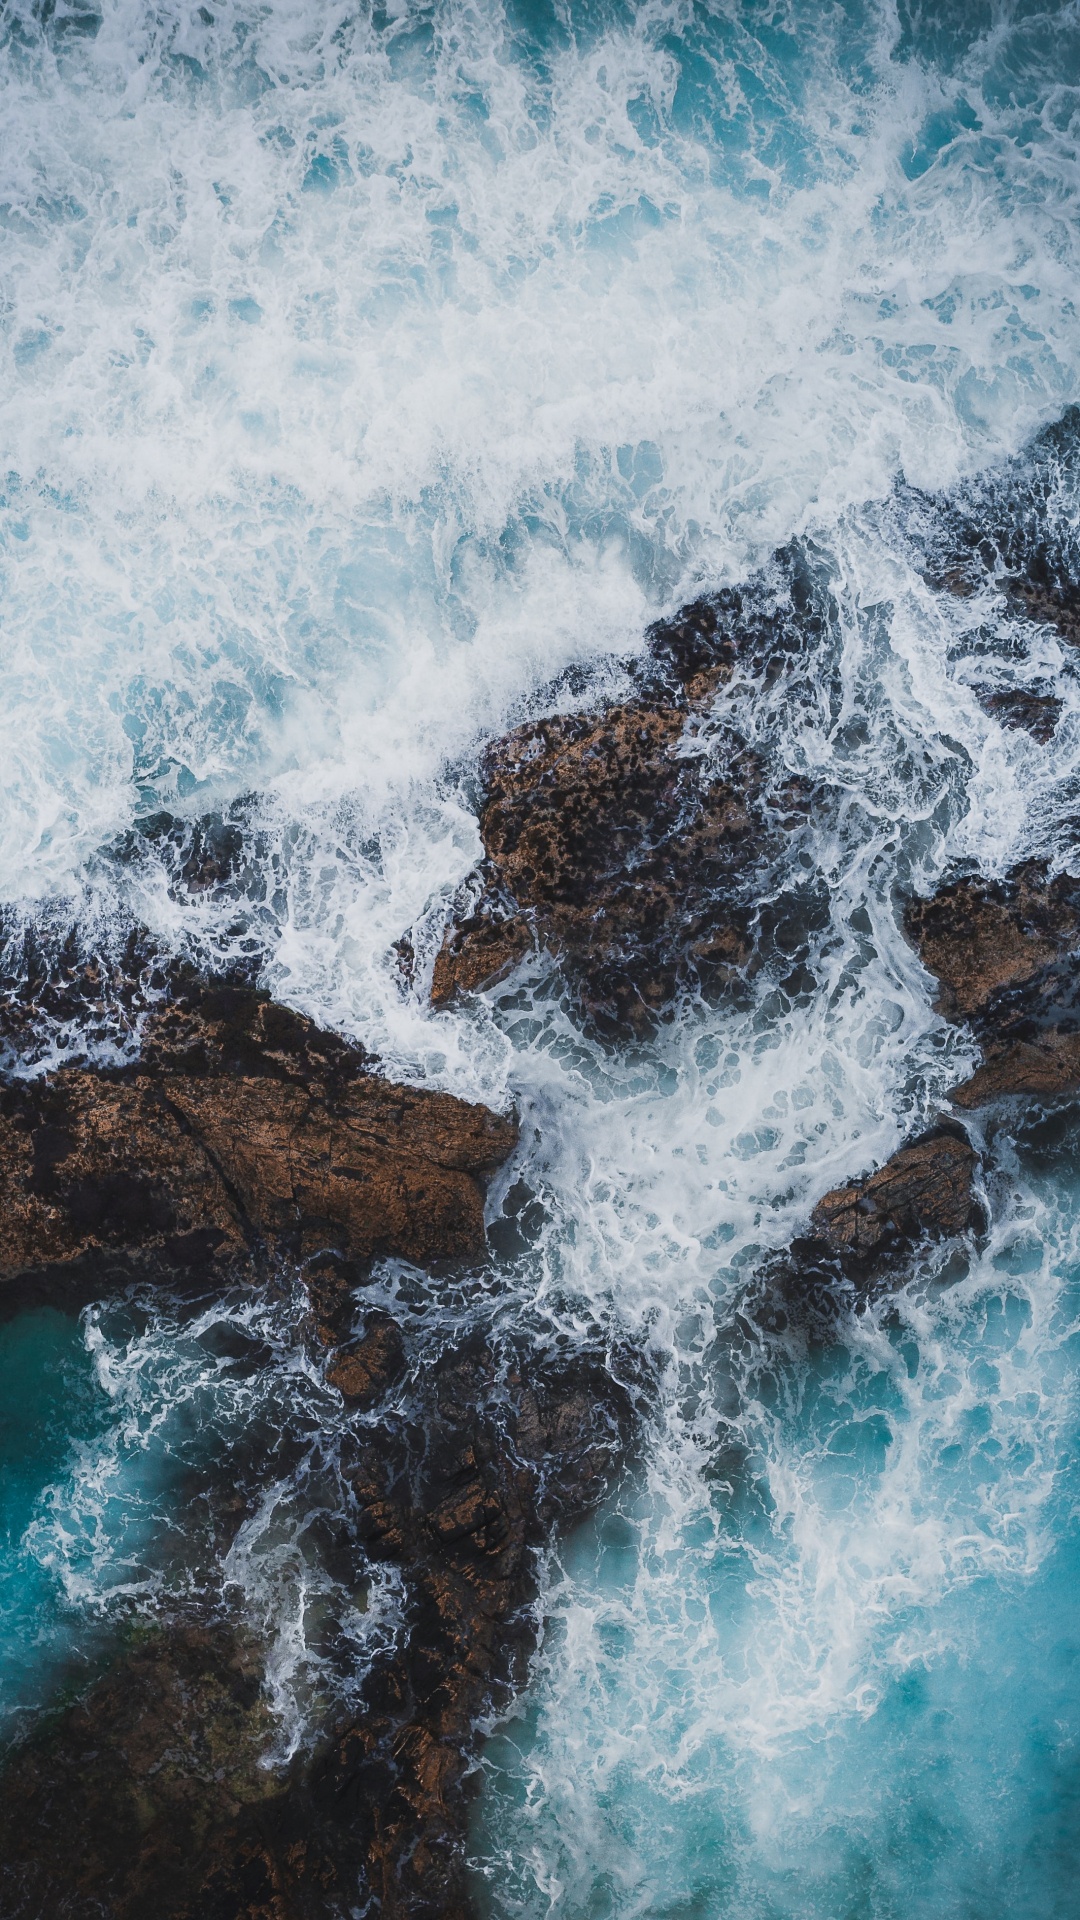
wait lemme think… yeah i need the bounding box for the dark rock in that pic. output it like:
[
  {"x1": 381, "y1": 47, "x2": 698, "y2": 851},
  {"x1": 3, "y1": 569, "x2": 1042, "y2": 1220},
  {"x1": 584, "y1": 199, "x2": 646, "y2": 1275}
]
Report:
[
  {"x1": 905, "y1": 862, "x2": 1080, "y2": 1105},
  {"x1": 432, "y1": 605, "x2": 812, "y2": 1033},
  {"x1": 0, "y1": 1337, "x2": 641, "y2": 1920},
  {"x1": 810, "y1": 1126, "x2": 982, "y2": 1262},
  {"x1": 905, "y1": 863, "x2": 1080, "y2": 1027},
  {"x1": 950, "y1": 1031, "x2": 1080, "y2": 1108},
  {"x1": 973, "y1": 686, "x2": 1063, "y2": 742},
  {"x1": 432, "y1": 907, "x2": 534, "y2": 1007},
  {"x1": 0, "y1": 971, "x2": 518, "y2": 1294},
  {"x1": 1003, "y1": 570, "x2": 1080, "y2": 646},
  {"x1": 0, "y1": 1624, "x2": 280, "y2": 1920},
  {"x1": 297, "y1": 1339, "x2": 640, "y2": 1920},
  {"x1": 912, "y1": 407, "x2": 1080, "y2": 645},
  {"x1": 326, "y1": 1310, "x2": 406, "y2": 1406}
]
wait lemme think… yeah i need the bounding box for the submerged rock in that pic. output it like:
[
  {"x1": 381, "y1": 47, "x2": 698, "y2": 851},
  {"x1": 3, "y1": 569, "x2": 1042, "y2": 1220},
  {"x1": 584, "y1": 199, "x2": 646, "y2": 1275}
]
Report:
[
  {"x1": 0, "y1": 1332, "x2": 641, "y2": 1920},
  {"x1": 905, "y1": 862, "x2": 1080, "y2": 1104},
  {"x1": 0, "y1": 971, "x2": 518, "y2": 1296},
  {"x1": 432, "y1": 598, "x2": 812, "y2": 1034},
  {"x1": 0, "y1": 1624, "x2": 279, "y2": 1920}
]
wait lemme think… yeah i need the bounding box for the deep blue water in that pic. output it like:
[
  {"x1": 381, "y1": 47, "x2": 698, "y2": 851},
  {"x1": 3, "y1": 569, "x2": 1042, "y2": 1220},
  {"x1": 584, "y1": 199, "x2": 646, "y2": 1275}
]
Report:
[{"x1": 4, "y1": 1, "x2": 1080, "y2": 1912}]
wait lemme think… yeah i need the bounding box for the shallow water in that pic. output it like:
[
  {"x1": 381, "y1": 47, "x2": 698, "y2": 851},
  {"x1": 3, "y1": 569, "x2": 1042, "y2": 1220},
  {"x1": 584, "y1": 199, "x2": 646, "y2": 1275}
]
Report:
[{"x1": 4, "y1": 0, "x2": 1080, "y2": 1911}]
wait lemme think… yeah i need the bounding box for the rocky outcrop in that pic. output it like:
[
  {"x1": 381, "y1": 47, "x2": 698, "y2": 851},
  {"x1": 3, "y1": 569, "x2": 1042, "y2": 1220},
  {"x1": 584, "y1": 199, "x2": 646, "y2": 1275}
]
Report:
[
  {"x1": 972, "y1": 686, "x2": 1062, "y2": 742},
  {"x1": 905, "y1": 862, "x2": 1080, "y2": 1105},
  {"x1": 432, "y1": 600, "x2": 812, "y2": 1034},
  {"x1": 0, "y1": 943, "x2": 636, "y2": 1919},
  {"x1": 325, "y1": 1307, "x2": 406, "y2": 1405},
  {"x1": 765, "y1": 1124, "x2": 983, "y2": 1322},
  {"x1": 0, "y1": 1624, "x2": 279, "y2": 1920},
  {"x1": 809, "y1": 1126, "x2": 982, "y2": 1264},
  {"x1": 0, "y1": 1331, "x2": 641, "y2": 1920},
  {"x1": 0, "y1": 971, "x2": 517, "y2": 1296}
]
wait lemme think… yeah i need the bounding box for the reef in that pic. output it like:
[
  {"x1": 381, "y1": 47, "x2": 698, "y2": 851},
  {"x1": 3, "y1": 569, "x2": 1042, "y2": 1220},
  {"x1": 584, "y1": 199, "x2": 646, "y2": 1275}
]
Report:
[
  {"x1": 971, "y1": 686, "x2": 1062, "y2": 742},
  {"x1": 0, "y1": 1328, "x2": 639, "y2": 1920},
  {"x1": 431, "y1": 597, "x2": 814, "y2": 1035},
  {"x1": 809, "y1": 1124, "x2": 982, "y2": 1265},
  {"x1": 0, "y1": 945, "x2": 646, "y2": 1918},
  {"x1": 0, "y1": 965, "x2": 517, "y2": 1300},
  {"x1": 905, "y1": 861, "x2": 1080, "y2": 1107}
]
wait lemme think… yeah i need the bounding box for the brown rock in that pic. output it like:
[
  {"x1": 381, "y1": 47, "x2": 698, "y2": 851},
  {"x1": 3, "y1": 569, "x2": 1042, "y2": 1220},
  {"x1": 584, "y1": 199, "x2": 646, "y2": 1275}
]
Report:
[
  {"x1": 0, "y1": 977, "x2": 517, "y2": 1293},
  {"x1": 433, "y1": 691, "x2": 797, "y2": 1033},
  {"x1": 903, "y1": 865, "x2": 1078, "y2": 1023},
  {"x1": 810, "y1": 1127, "x2": 981, "y2": 1262},
  {"x1": 0, "y1": 1339, "x2": 642, "y2": 1920},
  {"x1": 326, "y1": 1311, "x2": 406, "y2": 1406},
  {"x1": 906, "y1": 862, "x2": 1080, "y2": 1108},
  {"x1": 0, "y1": 1073, "x2": 246, "y2": 1282},
  {"x1": 951, "y1": 1031, "x2": 1080, "y2": 1107},
  {"x1": 431, "y1": 910, "x2": 533, "y2": 1007},
  {"x1": 316, "y1": 1341, "x2": 640, "y2": 1920},
  {"x1": 973, "y1": 687, "x2": 1063, "y2": 742},
  {"x1": 1004, "y1": 573, "x2": 1080, "y2": 646},
  {"x1": 0, "y1": 1624, "x2": 282, "y2": 1920}
]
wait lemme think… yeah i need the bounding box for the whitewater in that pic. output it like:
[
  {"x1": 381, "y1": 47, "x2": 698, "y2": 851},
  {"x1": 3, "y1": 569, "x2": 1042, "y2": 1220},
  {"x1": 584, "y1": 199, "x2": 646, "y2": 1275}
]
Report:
[{"x1": 3, "y1": 0, "x2": 1080, "y2": 1914}]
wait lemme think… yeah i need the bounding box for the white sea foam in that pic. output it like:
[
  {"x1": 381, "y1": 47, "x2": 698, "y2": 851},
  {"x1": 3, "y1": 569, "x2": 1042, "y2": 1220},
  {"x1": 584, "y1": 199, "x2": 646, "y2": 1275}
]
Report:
[{"x1": 4, "y1": 2, "x2": 1080, "y2": 1912}]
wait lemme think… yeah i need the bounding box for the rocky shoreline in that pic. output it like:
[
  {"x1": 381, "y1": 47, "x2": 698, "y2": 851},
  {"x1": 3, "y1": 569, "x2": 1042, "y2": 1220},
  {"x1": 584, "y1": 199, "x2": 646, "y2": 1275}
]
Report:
[{"x1": 4, "y1": 472, "x2": 1080, "y2": 1914}]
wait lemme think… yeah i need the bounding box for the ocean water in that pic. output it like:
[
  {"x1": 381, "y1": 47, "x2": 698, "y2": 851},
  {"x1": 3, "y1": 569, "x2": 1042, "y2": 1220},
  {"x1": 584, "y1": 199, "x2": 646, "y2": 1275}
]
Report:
[{"x1": 4, "y1": 0, "x2": 1080, "y2": 1912}]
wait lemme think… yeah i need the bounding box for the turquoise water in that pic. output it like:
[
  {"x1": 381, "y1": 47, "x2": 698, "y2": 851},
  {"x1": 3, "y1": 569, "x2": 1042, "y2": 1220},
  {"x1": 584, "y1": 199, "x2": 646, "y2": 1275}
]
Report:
[
  {"x1": 4, "y1": 0, "x2": 1080, "y2": 1911},
  {"x1": 0, "y1": 1306, "x2": 106, "y2": 1724},
  {"x1": 471, "y1": 1152, "x2": 1080, "y2": 1916}
]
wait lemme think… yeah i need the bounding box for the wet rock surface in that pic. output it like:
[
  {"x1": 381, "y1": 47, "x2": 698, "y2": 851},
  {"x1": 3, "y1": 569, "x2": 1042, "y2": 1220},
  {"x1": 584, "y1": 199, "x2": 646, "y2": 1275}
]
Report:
[
  {"x1": 971, "y1": 685, "x2": 1063, "y2": 741},
  {"x1": 0, "y1": 1624, "x2": 279, "y2": 1920},
  {"x1": 917, "y1": 406, "x2": 1080, "y2": 645},
  {"x1": 325, "y1": 1308, "x2": 407, "y2": 1406},
  {"x1": 905, "y1": 862, "x2": 1080, "y2": 1104},
  {"x1": 0, "y1": 1331, "x2": 641, "y2": 1920},
  {"x1": 809, "y1": 1126, "x2": 982, "y2": 1266},
  {"x1": 432, "y1": 597, "x2": 814, "y2": 1034},
  {"x1": 0, "y1": 938, "x2": 638, "y2": 1918},
  {"x1": 0, "y1": 967, "x2": 518, "y2": 1297}
]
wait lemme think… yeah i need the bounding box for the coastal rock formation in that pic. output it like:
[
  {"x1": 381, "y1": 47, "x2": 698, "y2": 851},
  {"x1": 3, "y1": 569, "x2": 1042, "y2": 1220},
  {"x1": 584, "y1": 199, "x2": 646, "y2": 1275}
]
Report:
[
  {"x1": 0, "y1": 1625, "x2": 280, "y2": 1920},
  {"x1": 325, "y1": 1307, "x2": 407, "y2": 1405},
  {"x1": 762, "y1": 1124, "x2": 983, "y2": 1325},
  {"x1": 432, "y1": 599, "x2": 812, "y2": 1034},
  {"x1": 0, "y1": 1333, "x2": 640, "y2": 1920},
  {"x1": 972, "y1": 686, "x2": 1063, "y2": 742},
  {"x1": 905, "y1": 862, "x2": 1080, "y2": 1105},
  {"x1": 0, "y1": 942, "x2": 636, "y2": 1918},
  {"x1": 0, "y1": 973, "x2": 517, "y2": 1294},
  {"x1": 809, "y1": 1126, "x2": 982, "y2": 1264}
]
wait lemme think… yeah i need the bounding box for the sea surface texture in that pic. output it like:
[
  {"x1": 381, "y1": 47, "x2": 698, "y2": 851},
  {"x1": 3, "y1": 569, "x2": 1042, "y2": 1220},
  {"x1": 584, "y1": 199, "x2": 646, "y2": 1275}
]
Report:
[{"x1": 3, "y1": 1, "x2": 1080, "y2": 1914}]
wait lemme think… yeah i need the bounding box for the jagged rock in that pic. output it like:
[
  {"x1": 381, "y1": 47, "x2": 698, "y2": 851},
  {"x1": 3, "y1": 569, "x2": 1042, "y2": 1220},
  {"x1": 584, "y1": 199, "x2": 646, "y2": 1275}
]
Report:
[
  {"x1": 317, "y1": 1339, "x2": 639, "y2": 1920},
  {"x1": 973, "y1": 686, "x2": 1063, "y2": 742},
  {"x1": 432, "y1": 599, "x2": 811, "y2": 1034},
  {"x1": 905, "y1": 862, "x2": 1080, "y2": 1104},
  {"x1": 904, "y1": 863, "x2": 1080, "y2": 1025},
  {"x1": 810, "y1": 1126, "x2": 981, "y2": 1262},
  {"x1": 951, "y1": 1031, "x2": 1080, "y2": 1108},
  {"x1": 1003, "y1": 572, "x2": 1080, "y2": 646},
  {"x1": 0, "y1": 1335, "x2": 641, "y2": 1920},
  {"x1": 326, "y1": 1309, "x2": 406, "y2": 1405},
  {"x1": 0, "y1": 972, "x2": 518, "y2": 1293},
  {"x1": 916, "y1": 407, "x2": 1080, "y2": 646},
  {"x1": 0, "y1": 1625, "x2": 280, "y2": 1920}
]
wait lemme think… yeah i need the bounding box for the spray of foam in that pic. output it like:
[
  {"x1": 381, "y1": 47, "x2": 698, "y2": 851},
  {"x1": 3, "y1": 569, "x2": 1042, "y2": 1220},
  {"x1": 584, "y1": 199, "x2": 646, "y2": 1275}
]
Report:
[
  {"x1": 3, "y1": 1, "x2": 1080, "y2": 1909},
  {"x1": 2, "y1": 0, "x2": 1080, "y2": 912}
]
